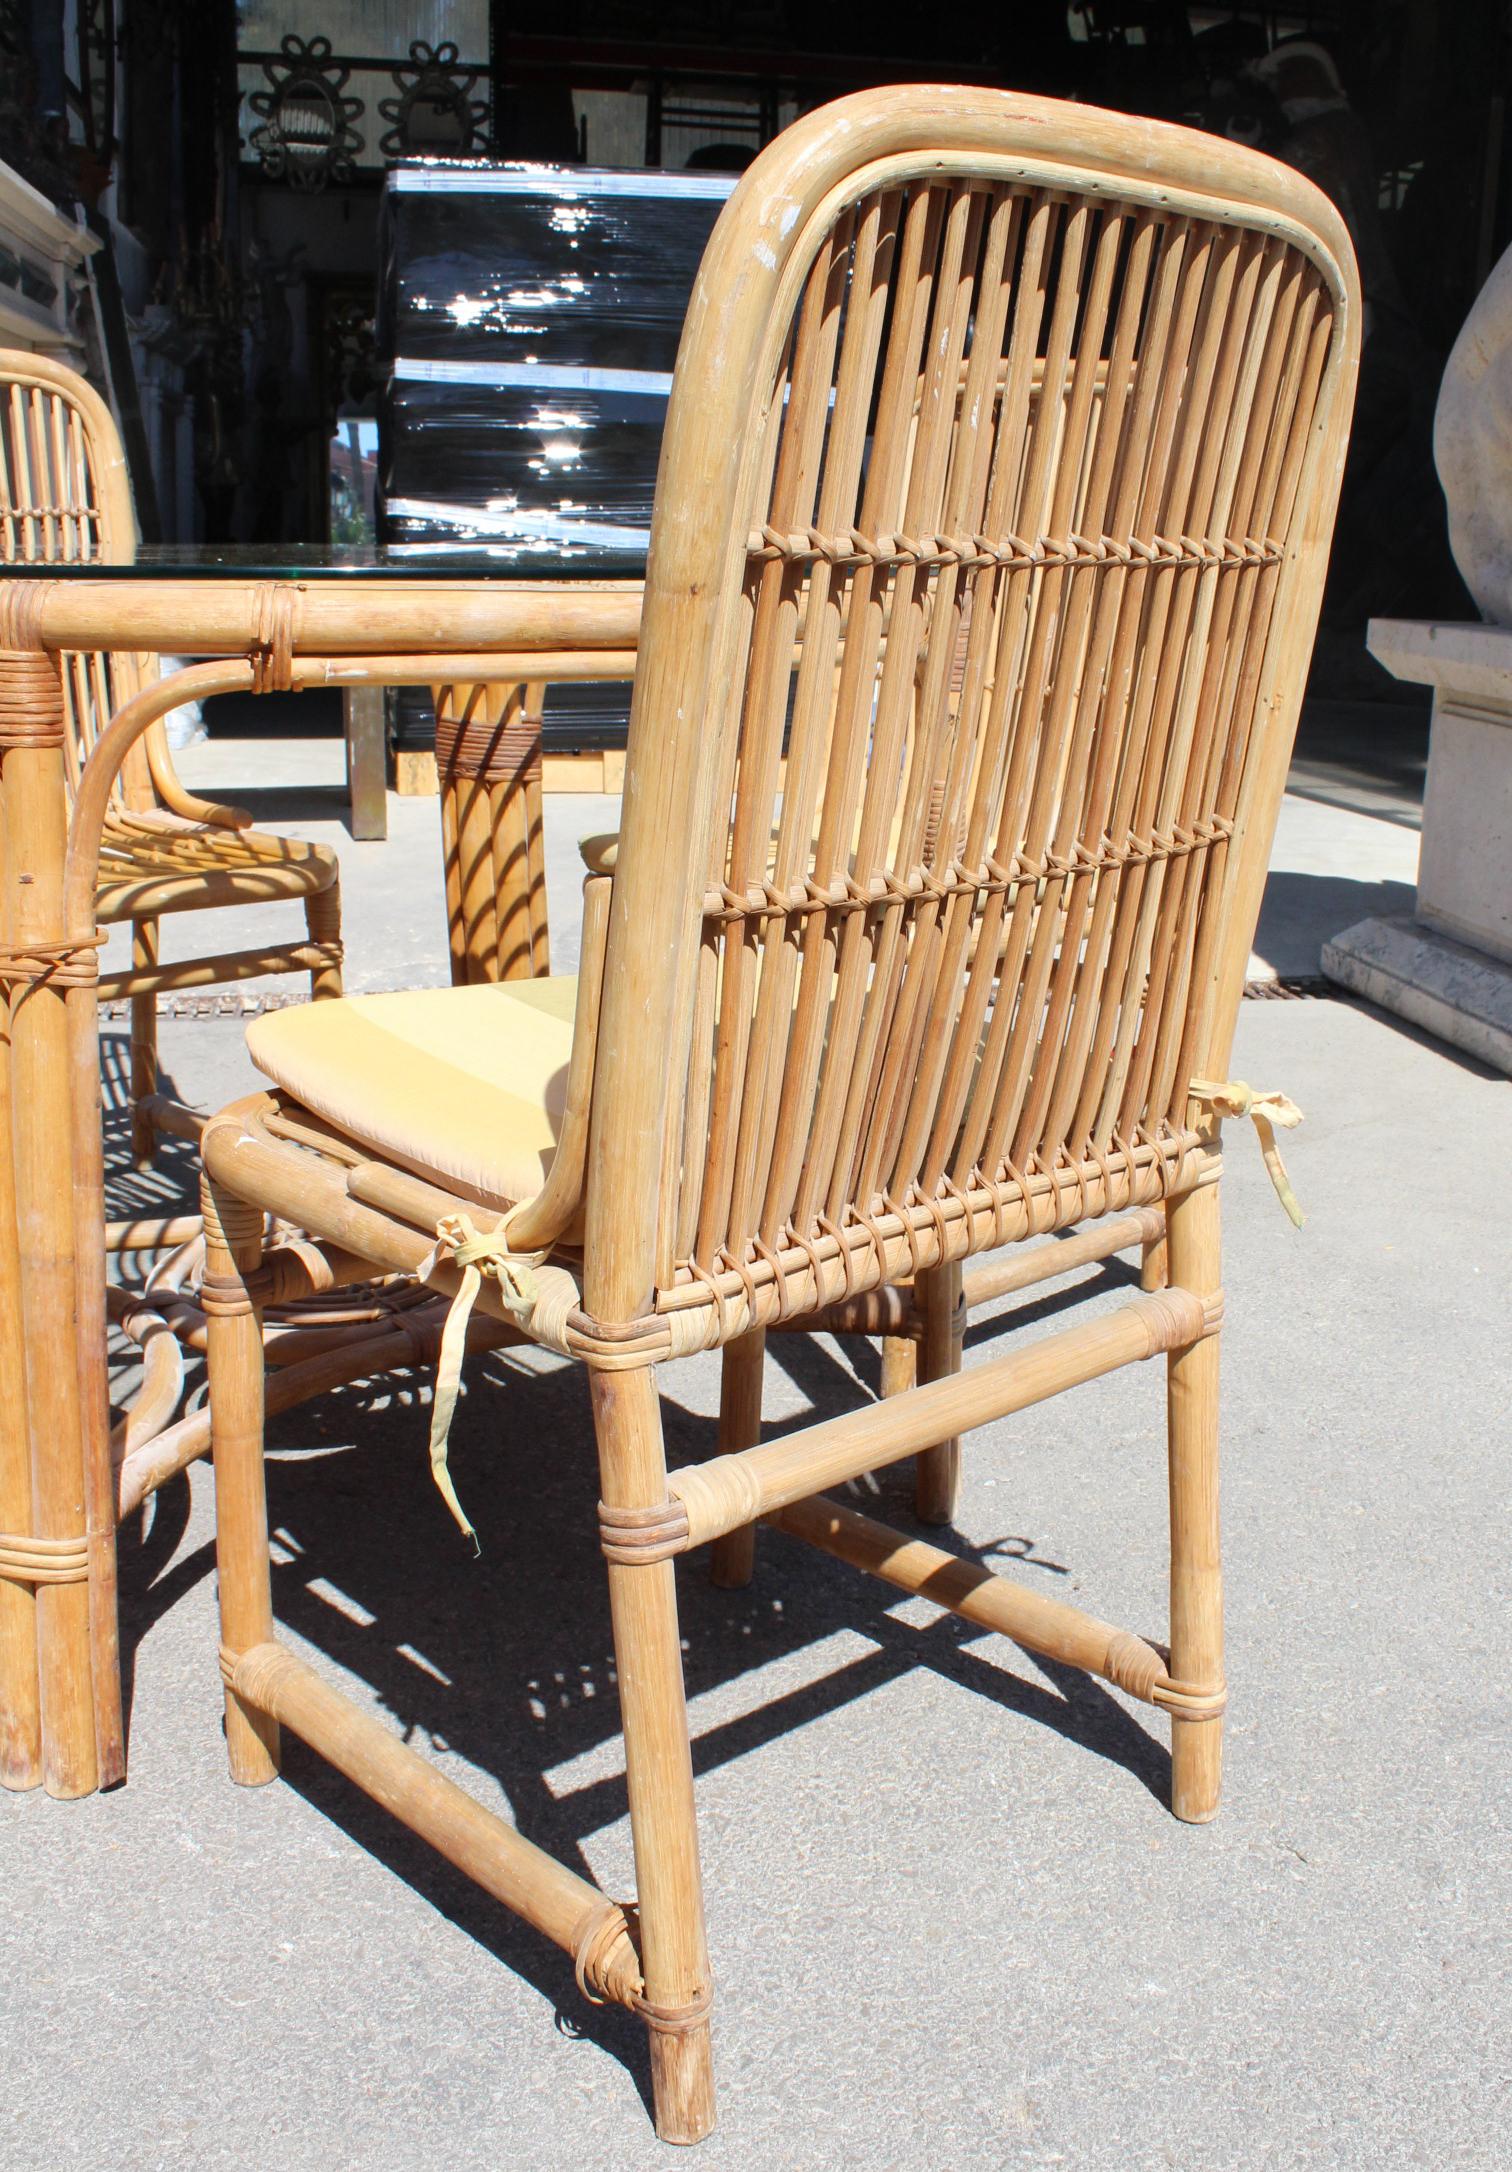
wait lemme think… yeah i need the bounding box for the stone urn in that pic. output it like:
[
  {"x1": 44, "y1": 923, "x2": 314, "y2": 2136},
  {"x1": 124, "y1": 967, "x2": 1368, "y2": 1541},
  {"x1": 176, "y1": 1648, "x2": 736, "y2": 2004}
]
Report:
[{"x1": 1322, "y1": 244, "x2": 1512, "y2": 1070}]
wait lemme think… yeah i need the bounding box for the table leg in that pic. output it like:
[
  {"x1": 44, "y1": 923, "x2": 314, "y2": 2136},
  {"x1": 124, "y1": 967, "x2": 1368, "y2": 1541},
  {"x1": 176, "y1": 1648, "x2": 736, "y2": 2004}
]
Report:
[
  {"x1": 343, "y1": 685, "x2": 388, "y2": 841},
  {"x1": 435, "y1": 680, "x2": 547, "y2": 983},
  {"x1": 0, "y1": 636, "x2": 119, "y2": 1796}
]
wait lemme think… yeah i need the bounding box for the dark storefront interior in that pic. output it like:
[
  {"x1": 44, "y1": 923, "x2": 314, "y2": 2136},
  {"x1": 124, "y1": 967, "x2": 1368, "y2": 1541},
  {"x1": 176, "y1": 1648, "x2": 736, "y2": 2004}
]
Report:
[{"x1": 3, "y1": 3, "x2": 1508, "y2": 770}]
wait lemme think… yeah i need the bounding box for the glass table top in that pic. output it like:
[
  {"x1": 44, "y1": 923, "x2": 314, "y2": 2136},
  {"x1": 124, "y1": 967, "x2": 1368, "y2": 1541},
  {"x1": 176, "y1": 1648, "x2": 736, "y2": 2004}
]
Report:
[{"x1": 1, "y1": 541, "x2": 642, "y2": 581}]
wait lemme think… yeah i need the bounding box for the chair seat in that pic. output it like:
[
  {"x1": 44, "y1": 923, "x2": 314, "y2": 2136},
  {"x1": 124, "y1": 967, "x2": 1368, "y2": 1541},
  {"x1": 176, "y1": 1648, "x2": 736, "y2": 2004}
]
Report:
[
  {"x1": 246, "y1": 975, "x2": 578, "y2": 1213},
  {"x1": 96, "y1": 814, "x2": 337, "y2": 923}
]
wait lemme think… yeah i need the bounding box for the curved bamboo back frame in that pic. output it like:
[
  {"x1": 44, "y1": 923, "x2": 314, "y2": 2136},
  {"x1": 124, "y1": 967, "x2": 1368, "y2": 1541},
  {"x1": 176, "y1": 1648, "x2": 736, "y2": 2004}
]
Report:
[
  {"x1": 585, "y1": 87, "x2": 1359, "y2": 1326},
  {"x1": 0, "y1": 348, "x2": 159, "y2": 811}
]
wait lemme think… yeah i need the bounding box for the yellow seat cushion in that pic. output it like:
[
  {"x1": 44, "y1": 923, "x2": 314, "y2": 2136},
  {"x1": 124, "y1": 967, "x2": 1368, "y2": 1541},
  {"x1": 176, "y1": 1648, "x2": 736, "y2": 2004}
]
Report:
[{"x1": 246, "y1": 976, "x2": 578, "y2": 1214}]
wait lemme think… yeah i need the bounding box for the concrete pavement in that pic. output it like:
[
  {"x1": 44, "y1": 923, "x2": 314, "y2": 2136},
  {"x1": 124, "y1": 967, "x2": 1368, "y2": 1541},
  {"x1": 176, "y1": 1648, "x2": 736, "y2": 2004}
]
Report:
[{"x1": 7, "y1": 725, "x2": 1510, "y2": 2171}]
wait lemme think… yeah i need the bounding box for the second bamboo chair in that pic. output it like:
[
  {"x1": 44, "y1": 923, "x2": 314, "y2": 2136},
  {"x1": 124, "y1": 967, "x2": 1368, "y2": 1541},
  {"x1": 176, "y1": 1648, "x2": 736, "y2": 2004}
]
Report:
[
  {"x1": 0, "y1": 350, "x2": 343, "y2": 1164},
  {"x1": 195, "y1": 88, "x2": 1357, "y2": 2145}
]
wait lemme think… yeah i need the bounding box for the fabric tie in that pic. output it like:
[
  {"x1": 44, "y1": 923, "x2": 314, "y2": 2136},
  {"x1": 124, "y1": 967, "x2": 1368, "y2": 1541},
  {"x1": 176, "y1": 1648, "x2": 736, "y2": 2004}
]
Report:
[
  {"x1": 418, "y1": 1211, "x2": 544, "y2": 1549},
  {"x1": 1189, "y1": 1077, "x2": 1306, "y2": 1228}
]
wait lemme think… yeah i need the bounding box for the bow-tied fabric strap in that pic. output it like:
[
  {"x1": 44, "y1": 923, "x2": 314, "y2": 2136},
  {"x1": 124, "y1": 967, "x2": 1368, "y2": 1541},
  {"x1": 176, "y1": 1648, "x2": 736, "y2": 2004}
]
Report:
[
  {"x1": 417, "y1": 1209, "x2": 546, "y2": 1549},
  {"x1": 1189, "y1": 1077, "x2": 1306, "y2": 1228}
]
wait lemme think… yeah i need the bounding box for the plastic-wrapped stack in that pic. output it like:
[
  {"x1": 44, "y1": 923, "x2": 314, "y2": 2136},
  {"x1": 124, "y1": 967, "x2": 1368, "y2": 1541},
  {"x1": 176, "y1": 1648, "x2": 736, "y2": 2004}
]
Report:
[{"x1": 377, "y1": 161, "x2": 736, "y2": 756}]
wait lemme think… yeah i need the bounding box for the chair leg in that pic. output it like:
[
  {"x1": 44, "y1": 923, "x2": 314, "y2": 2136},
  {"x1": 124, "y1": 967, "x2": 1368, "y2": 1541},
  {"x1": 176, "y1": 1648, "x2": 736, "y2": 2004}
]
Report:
[
  {"x1": 709, "y1": 1327, "x2": 764, "y2": 1589},
  {"x1": 879, "y1": 1330, "x2": 917, "y2": 1401},
  {"x1": 591, "y1": 1365, "x2": 715, "y2": 2145},
  {"x1": 129, "y1": 917, "x2": 158, "y2": 1167},
  {"x1": 203, "y1": 1176, "x2": 280, "y2": 1787},
  {"x1": 1165, "y1": 1181, "x2": 1223, "y2": 1825},
  {"x1": 304, "y1": 877, "x2": 343, "y2": 1001},
  {"x1": 1140, "y1": 1207, "x2": 1169, "y2": 1291},
  {"x1": 913, "y1": 1261, "x2": 964, "y2": 1525}
]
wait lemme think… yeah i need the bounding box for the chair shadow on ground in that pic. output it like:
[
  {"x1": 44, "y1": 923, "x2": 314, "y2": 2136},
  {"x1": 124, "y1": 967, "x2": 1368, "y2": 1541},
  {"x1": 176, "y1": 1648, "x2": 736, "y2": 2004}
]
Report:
[
  {"x1": 1251, "y1": 871, "x2": 1416, "y2": 977},
  {"x1": 104, "y1": 1032, "x2": 1175, "y2": 2120}
]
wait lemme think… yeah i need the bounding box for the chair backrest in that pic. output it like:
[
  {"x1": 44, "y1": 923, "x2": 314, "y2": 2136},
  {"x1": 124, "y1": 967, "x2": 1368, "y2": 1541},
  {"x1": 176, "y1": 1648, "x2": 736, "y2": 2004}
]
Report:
[
  {"x1": 0, "y1": 347, "x2": 154, "y2": 804},
  {"x1": 590, "y1": 90, "x2": 1361, "y2": 1326}
]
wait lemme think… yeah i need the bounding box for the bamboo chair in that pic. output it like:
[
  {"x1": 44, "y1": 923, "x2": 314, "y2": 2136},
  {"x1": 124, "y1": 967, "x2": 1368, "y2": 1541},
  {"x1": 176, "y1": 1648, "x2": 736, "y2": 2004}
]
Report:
[
  {"x1": 0, "y1": 350, "x2": 343, "y2": 1164},
  {"x1": 195, "y1": 88, "x2": 1357, "y2": 2144}
]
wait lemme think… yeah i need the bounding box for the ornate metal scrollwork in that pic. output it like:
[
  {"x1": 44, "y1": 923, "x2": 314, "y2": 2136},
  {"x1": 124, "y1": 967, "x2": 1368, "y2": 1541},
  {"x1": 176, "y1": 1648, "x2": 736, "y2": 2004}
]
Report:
[
  {"x1": 247, "y1": 34, "x2": 364, "y2": 192},
  {"x1": 378, "y1": 41, "x2": 488, "y2": 159}
]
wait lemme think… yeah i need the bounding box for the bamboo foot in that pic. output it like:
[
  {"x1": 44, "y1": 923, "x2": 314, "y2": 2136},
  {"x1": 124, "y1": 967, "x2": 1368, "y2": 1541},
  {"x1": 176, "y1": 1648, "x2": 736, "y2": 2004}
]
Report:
[
  {"x1": 1165, "y1": 1182, "x2": 1223, "y2": 1824},
  {"x1": 648, "y1": 2019, "x2": 716, "y2": 2146},
  {"x1": 913, "y1": 1263, "x2": 963, "y2": 1525},
  {"x1": 709, "y1": 1329, "x2": 763, "y2": 1589}
]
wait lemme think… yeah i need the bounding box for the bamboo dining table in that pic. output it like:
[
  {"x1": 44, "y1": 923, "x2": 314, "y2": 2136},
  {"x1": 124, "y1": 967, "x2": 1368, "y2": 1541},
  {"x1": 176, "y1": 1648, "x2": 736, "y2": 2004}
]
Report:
[{"x1": 0, "y1": 543, "x2": 641, "y2": 1800}]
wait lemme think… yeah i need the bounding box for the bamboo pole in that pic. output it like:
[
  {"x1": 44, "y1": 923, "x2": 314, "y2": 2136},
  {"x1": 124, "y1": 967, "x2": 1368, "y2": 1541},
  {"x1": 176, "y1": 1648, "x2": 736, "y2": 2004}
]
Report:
[
  {"x1": 230, "y1": 1639, "x2": 644, "y2": 2006},
  {"x1": 1140, "y1": 1216, "x2": 1169, "y2": 1292},
  {"x1": 0, "y1": 773, "x2": 40, "y2": 1789},
  {"x1": 879, "y1": 1333, "x2": 917, "y2": 1397},
  {"x1": 115, "y1": 1309, "x2": 516, "y2": 1520},
  {"x1": 104, "y1": 1212, "x2": 203, "y2": 1252},
  {"x1": 1, "y1": 653, "x2": 98, "y2": 1798},
  {"x1": 1165, "y1": 1180, "x2": 1224, "y2": 1821},
  {"x1": 772, "y1": 1493, "x2": 1184, "y2": 1711},
  {"x1": 128, "y1": 916, "x2": 157, "y2": 1165},
  {"x1": 31, "y1": 584, "x2": 644, "y2": 663},
  {"x1": 68, "y1": 960, "x2": 124, "y2": 1784},
  {"x1": 96, "y1": 939, "x2": 340, "y2": 1000},
  {"x1": 672, "y1": 1289, "x2": 1217, "y2": 1550},
  {"x1": 913, "y1": 1261, "x2": 963, "y2": 1524},
  {"x1": 593, "y1": 1365, "x2": 715, "y2": 2144},
  {"x1": 960, "y1": 1206, "x2": 1166, "y2": 1309},
  {"x1": 709, "y1": 1328, "x2": 765, "y2": 1589},
  {"x1": 202, "y1": 1178, "x2": 280, "y2": 1786}
]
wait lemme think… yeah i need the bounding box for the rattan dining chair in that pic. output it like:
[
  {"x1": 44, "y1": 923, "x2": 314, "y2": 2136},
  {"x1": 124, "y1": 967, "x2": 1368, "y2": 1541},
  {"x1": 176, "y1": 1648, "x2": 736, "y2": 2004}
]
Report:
[
  {"x1": 0, "y1": 350, "x2": 343, "y2": 1165},
  {"x1": 195, "y1": 87, "x2": 1357, "y2": 2144}
]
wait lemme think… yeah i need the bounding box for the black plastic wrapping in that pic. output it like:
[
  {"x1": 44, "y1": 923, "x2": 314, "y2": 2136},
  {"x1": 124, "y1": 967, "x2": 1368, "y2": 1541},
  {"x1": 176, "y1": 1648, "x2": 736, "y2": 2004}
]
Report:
[
  {"x1": 378, "y1": 163, "x2": 735, "y2": 373},
  {"x1": 377, "y1": 161, "x2": 735, "y2": 751}
]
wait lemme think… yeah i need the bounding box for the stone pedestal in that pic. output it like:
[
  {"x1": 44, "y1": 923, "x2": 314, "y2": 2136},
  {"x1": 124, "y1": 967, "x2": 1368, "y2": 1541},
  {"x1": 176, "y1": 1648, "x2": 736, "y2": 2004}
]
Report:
[{"x1": 1322, "y1": 619, "x2": 1512, "y2": 1071}]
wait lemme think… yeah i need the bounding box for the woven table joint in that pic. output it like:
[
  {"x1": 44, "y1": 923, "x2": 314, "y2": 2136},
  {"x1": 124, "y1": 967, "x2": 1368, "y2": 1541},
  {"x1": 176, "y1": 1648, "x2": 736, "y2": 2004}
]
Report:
[
  {"x1": 0, "y1": 1531, "x2": 89, "y2": 1584},
  {"x1": 0, "y1": 934, "x2": 103, "y2": 988}
]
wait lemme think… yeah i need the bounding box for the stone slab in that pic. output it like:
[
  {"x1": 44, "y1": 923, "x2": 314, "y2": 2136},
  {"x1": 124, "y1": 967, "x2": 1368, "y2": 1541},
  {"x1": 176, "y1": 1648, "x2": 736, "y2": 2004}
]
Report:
[
  {"x1": 1366, "y1": 615, "x2": 1512, "y2": 703},
  {"x1": 1321, "y1": 911, "x2": 1512, "y2": 1072},
  {"x1": 1416, "y1": 700, "x2": 1512, "y2": 962}
]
